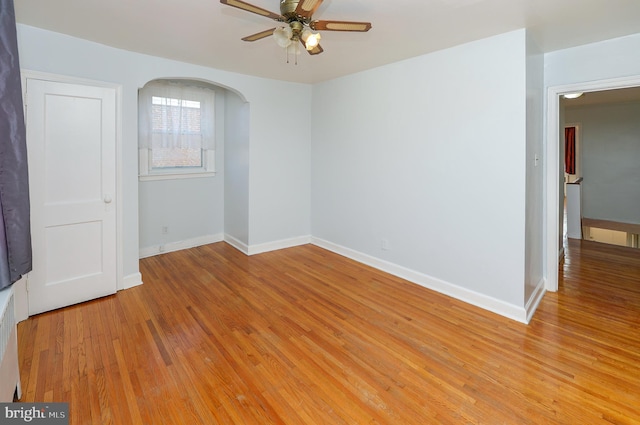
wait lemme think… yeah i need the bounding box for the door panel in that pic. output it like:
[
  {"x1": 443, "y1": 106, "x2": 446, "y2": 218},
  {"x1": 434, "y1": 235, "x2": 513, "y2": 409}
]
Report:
[{"x1": 26, "y1": 78, "x2": 117, "y2": 315}]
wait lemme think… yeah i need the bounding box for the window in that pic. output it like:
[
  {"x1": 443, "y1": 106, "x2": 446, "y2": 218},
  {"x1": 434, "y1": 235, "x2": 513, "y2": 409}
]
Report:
[{"x1": 139, "y1": 81, "x2": 215, "y2": 180}]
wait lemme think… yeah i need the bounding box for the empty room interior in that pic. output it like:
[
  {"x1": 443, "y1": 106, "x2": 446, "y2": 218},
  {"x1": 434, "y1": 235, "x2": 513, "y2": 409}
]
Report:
[{"x1": 1, "y1": 0, "x2": 639, "y2": 423}]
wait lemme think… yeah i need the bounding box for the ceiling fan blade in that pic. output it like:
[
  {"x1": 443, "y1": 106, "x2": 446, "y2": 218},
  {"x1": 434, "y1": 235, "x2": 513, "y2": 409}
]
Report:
[
  {"x1": 294, "y1": 0, "x2": 324, "y2": 19},
  {"x1": 220, "y1": 0, "x2": 283, "y2": 21},
  {"x1": 242, "y1": 28, "x2": 276, "y2": 41},
  {"x1": 310, "y1": 20, "x2": 372, "y2": 32},
  {"x1": 300, "y1": 39, "x2": 324, "y2": 55}
]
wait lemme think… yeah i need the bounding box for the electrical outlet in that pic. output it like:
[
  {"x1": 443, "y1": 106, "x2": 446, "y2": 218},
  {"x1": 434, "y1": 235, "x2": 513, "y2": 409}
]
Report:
[
  {"x1": 381, "y1": 238, "x2": 390, "y2": 251},
  {"x1": 161, "y1": 226, "x2": 169, "y2": 234}
]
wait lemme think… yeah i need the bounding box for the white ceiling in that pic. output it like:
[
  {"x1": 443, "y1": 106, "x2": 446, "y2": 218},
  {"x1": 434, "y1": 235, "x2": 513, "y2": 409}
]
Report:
[{"x1": 14, "y1": 0, "x2": 640, "y2": 84}]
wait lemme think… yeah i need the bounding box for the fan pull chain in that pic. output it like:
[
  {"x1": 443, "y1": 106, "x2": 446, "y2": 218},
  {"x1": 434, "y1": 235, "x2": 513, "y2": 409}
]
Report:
[{"x1": 285, "y1": 46, "x2": 299, "y2": 65}]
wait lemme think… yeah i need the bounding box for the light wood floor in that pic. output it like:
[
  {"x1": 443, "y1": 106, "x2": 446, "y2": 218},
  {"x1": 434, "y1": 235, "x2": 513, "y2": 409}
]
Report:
[{"x1": 17, "y1": 240, "x2": 640, "y2": 424}]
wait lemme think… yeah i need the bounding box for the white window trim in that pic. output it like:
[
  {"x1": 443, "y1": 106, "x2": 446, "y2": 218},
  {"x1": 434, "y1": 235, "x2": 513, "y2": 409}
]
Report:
[
  {"x1": 138, "y1": 80, "x2": 216, "y2": 181},
  {"x1": 139, "y1": 148, "x2": 215, "y2": 181}
]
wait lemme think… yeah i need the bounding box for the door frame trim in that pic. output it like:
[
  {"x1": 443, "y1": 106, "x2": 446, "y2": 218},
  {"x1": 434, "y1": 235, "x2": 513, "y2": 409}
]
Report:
[
  {"x1": 18, "y1": 70, "x2": 123, "y2": 318},
  {"x1": 545, "y1": 74, "x2": 640, "y2": 292}
]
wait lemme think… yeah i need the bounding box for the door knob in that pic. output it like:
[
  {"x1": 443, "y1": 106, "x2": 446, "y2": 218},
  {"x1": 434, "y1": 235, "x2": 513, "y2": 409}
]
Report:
[{"x1": 104, "y1": 194, "x2": 113, "y2": 204}]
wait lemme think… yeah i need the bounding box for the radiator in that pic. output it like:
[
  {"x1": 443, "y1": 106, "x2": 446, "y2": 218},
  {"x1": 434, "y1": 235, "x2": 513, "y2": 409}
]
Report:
[{"x1": 0, "y1": 288, "x2": 21, "y2": 402}]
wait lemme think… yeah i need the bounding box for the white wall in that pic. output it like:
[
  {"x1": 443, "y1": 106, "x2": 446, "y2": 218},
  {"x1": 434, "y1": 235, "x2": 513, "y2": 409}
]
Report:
[
  {"x1": 565, "y1": 101, "x2": 640, "y2": 224},
  {"x1": 247, "y1": 82, "x2": 312, "y2": 248},
  {"x1": 17, "y1": 24, "x2": 312, "y2": 282},
  {"x1": 311, "y1": 30, "x2": 529, "y2": 320},
  {"x1": 139, "y1": 86, "x2": 227, "y2": 256},
  {"x1": 524, "y1": 32, "x2": 545, "y2": 314},
  {"x1": 224, "y1": 92, "x2": 250, "y2": 246},
  {"x1": 138, "y1": 176, "x2": 223, "y2": 254},
  {"x1": 545, "y1": 33, "x2": 640, "y2": 88}
]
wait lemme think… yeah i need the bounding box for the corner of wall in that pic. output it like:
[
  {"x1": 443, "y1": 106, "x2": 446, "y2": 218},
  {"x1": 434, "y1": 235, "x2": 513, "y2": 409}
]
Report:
[
  {"x1": 247, "y1": 235, "x2": 312, "y2": 256},
  {"x1": 139, "y1": 234, "x2": 224, "y2": 259},
  {"x1": 525, "y1": 278, "x2": 546, "y2": 323},
  {"x1": 224, "y1": 234, "x2": 249, "y2": 255}
]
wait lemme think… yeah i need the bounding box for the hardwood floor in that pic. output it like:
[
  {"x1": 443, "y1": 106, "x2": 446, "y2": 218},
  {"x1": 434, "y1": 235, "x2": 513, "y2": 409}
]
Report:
[{"x1": 17, "y1": 240, "x2": 640, "y2": 424}]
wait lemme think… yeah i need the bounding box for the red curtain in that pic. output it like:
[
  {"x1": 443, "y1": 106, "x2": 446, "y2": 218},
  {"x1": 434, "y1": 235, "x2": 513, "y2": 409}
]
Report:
[{"x1": 564, "y1": 127, "x2": 576, "y2": 175}]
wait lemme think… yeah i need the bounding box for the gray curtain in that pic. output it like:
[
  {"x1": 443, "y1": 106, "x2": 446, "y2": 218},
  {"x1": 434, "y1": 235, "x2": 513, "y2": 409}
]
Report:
[{"x1": 0, "y1": 0, "x2": 32, "y2": 290}]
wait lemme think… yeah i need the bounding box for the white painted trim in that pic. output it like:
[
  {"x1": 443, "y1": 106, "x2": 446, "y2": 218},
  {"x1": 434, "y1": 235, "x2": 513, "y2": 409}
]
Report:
[
  {"x1": 139, "y1": 233, "x2": 224, "y2": 258},
  {"x1": 115, "y1": 83, "x2": 125, "y2": 291},
  {"x1": 311, "y1": 237, "x2": 528, "y2": 323},
  {"x1": 21, "y1": 69, "x2": 117, "y2": 90},
  {"x1": 545, "y1": 75, "x2": 640, "y2": 293},
  {"x1": 12, "y1": 277, "x2": 28, "y2": 323},
  {"x1": 247, "y1": 235, "x2": 312, "y2": 255},
  {"x1": 139, "y1": 171, "x2": 217, "y2": 182},
  {"x1": 545, "y1": 86, "x2": 561, "y2": 293},
  {"x1": 139, "y1": 173, "x2": 217, "y2": 182},
  {"x1": 122, "y1": 273, "x2": 143, "y2": 289},
  {"x1": 525, "y1": 278, "x2": 546, "y2": 324},
  {"x1": 138, "y1": 147, "x2": 216, "y2": 181},
  {"x1": 224, "y1": 234, "x2": 250, "y2": 255},
  {"x1": 222, "y1": 234, "x2": 312, "y2": 256}
]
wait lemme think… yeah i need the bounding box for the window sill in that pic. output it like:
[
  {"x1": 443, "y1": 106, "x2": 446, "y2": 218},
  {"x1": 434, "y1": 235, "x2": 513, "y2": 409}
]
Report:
[{"x1": 139, "y1": 171, "x2": 216, "y2": 182}]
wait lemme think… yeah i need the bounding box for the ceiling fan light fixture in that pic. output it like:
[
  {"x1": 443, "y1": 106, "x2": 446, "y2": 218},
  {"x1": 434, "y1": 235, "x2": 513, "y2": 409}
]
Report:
[
  {"x1": 273, "y1": 26, "x2": 293, "y2": 48},
  {"x1": 301, "y1": 29, "x2": 321, "y2": 50},
  {"x1": 305, "y1": 34, "x2": 321, "y2": 50},
  {"x1": 220, "y1": 0, "x2": 372, "y2": 59}
]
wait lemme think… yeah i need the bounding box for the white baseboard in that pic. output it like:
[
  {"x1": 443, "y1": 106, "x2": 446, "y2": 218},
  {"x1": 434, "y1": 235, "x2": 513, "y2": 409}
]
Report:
[
  {"x1": 224, "y1": 234, "x2": 249, "y2": 255},
  {"x1": 311, "y1": 237, "x2": 529, "y2": 324},
  {"x1": 525, "y1": 278, "x2": 546, "y2": 324},
  {"x1": 139, "y1": 233, "x2": 224, "y2": 259},
  {"x1": 224, "y1": 234, "x2": 312, "y2": 256},
  {"x1": 122, "y1": 272, "x2": 143, "y2": 290},
  {"x1": 247, "y1": 235, "x2": 312, "y2": 255}
]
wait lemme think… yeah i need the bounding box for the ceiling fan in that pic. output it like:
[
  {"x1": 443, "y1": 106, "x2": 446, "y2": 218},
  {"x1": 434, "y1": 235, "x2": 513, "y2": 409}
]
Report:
[{"x1": 220, "y1": 0, "x2": 372, "y2": 56}]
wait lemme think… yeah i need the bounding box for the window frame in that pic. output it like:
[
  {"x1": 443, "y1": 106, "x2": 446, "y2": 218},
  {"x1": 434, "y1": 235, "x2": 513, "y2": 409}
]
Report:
[
  {"x1": 138, "y1": 149, "x2": 216, "y2": 181},
  {"x1": 138, "y1": 81, "x2": 216, "y2": 181}
]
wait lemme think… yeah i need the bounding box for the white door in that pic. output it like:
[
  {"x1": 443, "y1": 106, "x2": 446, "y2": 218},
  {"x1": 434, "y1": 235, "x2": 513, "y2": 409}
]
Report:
[{"x1": 26, "y1": 78, "x2": 117, "y2": 315}]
